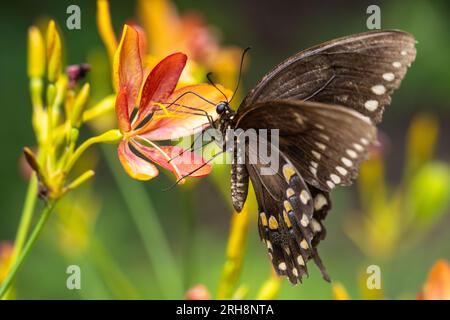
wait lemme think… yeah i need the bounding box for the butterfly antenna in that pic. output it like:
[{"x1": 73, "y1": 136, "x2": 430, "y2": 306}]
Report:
[
  {"x1": 229, "y1": 46, "x2": 251, "y2": 103},
  {"x1": 206, "y1": 72, "x2": 229, "y2": 102}
]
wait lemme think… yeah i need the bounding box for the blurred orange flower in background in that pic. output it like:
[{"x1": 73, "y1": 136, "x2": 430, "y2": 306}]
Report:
[
  {"x1": 137, "y1": 0, "x2": 242, "y2": 87},
  {"x1": 98, "y1": 0, "x2": 241, "y2": 89},
  {"x1": 417, "y1": 260, "x2": 450, "y2": 300}
]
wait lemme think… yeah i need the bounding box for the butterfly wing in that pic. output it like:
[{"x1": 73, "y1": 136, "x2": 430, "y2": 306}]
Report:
[
  {"x1": 237, "y1": 100, "x2": 377, "y2": 192},
  {"x1": 238, "y1": 100, "x2": 374, "y2": 283},
  {"x1": 247, "y1": 141, "x2": 330, "y2": 284},
  {"x1": 239, "y1": 30, "x2": 416, "y2": 123},
  {"x1": 229, "y1": 30, "x2": 415, "y2": 284}
]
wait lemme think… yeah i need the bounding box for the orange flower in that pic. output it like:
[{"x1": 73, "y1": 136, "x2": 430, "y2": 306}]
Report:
[
  {"x1": 138, "y1": 0, "x2": 242, "y2": 88},
  {"x1": 417, "y1": 260, "x2": 450, "y2": 300},
  {"x1": 114, "y1": 25, "x2": 230, "y2": 181}
]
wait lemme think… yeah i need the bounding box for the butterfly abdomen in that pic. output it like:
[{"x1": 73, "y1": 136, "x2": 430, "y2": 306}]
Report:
[{"x1": 231, "y1": 162, "x2": 249, "y2": 213}]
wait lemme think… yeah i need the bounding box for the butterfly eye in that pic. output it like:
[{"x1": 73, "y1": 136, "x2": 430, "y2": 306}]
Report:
[{"x1": 216, "y1": 102, "x2": 227, "y2": 114}]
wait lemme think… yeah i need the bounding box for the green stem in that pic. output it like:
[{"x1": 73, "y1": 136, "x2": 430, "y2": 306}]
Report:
[
  {"x1": 101, "y1": 144, "x2": 183, "y2": 299},
  {"x1": 0, "y1": 201, "x2": 56, "y2": 299},
  {"x1": 63, "y1": 129, "x2": 122, "y2": 174},
  {"x1": 11, "y1": 174, "x2": 39, "y2": 263},
  {"x1": 180, "y1": 188, "x2": 196, "y2": 290},
  {"x1": 2, "y1": 175, "x2": 39, "y2": 299},
  {"x1": 89, "y1": 238, "x2": 140, "y2": 299}
]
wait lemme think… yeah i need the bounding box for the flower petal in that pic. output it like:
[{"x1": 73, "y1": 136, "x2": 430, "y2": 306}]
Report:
[
  {"x1": 117, "y1": 140, "x2": 158, "y2": 181},
  {"x1": 132, "y1": 141, "x2": 212, "y2": 179},
  {"x1": 113, "y1": 24, "x2": 143, "y2": 114},
  {"x1": 137, "y1": 84, "x2": 231, "y2": 140},
  {"x1": 115, "y1": 88, "x2": 131, "y2": 132},
  {"x1": 126, "y1": 22, "x2": 147, "y2": 63},
  {"x1": 135, "y1": 52, "x2": 187, "y2": 125}
]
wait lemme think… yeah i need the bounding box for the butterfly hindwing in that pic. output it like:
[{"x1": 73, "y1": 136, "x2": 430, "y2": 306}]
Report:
[
  {"x1": 246, "y1": 140, "x2": 330, "y2": 284},
  {"x1": 308, "y1": 185, "x2": 330, "y2": 249},
  {"x1": 239, "y1": 30, "x2": 416, "y2": 123},
  {"x1": 237, "y1": 100, "x2": 377, "y2": 191}
]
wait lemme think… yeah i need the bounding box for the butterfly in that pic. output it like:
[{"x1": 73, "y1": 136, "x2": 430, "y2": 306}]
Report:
[
  {"x1": 171, "y1": 29, "x2": 416, "y2": 284},
  {"x1": 213, "y1": 29, "x2": 418, "y2": 284}
]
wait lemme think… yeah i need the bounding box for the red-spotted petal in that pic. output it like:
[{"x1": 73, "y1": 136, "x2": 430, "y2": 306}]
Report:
[
  {"x1": 131, "y1": 141, "x2": 212, "y2": 180},
  {"x1": 137, "y1": 84, "x2": 231, "y2": 140},
  {"x1": 117, "y1": 140, "x2": 159, "y2": 180},
  {"x1": 135, "y1": 52, "x2": 187, "y2": 125},
  {"x1": 114, "y1": 25, "x2": 143, "y2": 114}
]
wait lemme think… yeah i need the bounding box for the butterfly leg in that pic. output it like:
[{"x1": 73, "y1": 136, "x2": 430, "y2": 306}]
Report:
[
  {"x1": 162, "y1": 150, "x2": 224, "y2": 191},
  {"x1": 168, "y1": 128, "x2": 218, "y2": 163}
]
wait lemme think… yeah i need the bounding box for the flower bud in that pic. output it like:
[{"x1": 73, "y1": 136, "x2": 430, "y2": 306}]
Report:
[
  {"x1": 46, "y1": 83, "x2": 57, "y2": 109},
  {"x1": 186, "y1": 284, "x2": 211, "y2": 300},
  {"x1": 27, "y1": 26, "x2": 45, "y2": 79},
  {"x1": 97, "y1": 129, "x2": 123, "y2": 144},
  {"x1": 46, "y1": 20, "x2": 62, "y2": 83},
  {"x1": 70, "y1": 128, "x2": 79, "y2": 143},
  {"x1": 66, "y1": 170, "x2": 95, "y2": 191},
  {"x1": 72, "y1": 83, "x2": 90, "y2": 127},
  {"x1": 23, "y1": 147, "x2": 40, "y2": 174},
  {"x1": 66, "y1": 63, "x2": 91, "y2": 89}
]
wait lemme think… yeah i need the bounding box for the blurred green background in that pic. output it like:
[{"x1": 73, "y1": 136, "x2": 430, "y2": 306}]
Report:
[{"x1": 0, "y1": 0, "x2": 449, "y2": 299}]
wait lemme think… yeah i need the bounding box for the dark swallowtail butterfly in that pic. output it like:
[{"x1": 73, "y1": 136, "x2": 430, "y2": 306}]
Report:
[{"x1": 191, "y1": 29, "x2": 416, "y2": 284}]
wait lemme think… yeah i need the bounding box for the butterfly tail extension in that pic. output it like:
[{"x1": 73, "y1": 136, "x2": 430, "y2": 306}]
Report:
[{"x1": 309, "y1": 185, "x2": 332, "y2": 282}]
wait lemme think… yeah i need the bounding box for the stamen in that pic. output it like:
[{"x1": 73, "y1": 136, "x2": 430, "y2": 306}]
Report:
[{"x1": 135, "y1": 136, "x2": 184, "y2": 183}]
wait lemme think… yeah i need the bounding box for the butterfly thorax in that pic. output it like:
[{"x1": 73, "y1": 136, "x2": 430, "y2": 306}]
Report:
[{"x1": 215, "y1": 102, "x2": 237, "y2": 150}]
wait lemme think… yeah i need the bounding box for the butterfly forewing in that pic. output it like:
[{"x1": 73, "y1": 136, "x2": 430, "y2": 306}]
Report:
[{"x1": 239, "y1": 30, "x2": 416, "y2": 123}]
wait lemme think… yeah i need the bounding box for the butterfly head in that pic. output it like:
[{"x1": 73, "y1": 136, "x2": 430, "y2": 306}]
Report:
[
  {"x1": 216, "y1": 101, "x2": 236, "y2": 135},
  {"x1": 216, "y1": 101, "x2": 231, "y2": 115}
]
